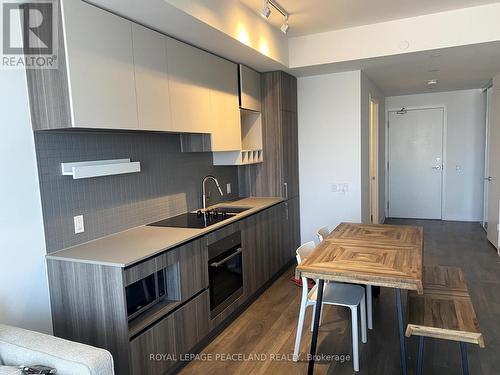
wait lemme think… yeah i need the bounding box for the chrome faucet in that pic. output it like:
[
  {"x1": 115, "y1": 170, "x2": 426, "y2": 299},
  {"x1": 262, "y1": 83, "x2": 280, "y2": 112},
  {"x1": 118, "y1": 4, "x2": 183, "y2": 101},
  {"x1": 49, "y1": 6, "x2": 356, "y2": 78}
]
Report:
[{"x1": 202, "y1": 175, "x2": 224, "y2": 211}]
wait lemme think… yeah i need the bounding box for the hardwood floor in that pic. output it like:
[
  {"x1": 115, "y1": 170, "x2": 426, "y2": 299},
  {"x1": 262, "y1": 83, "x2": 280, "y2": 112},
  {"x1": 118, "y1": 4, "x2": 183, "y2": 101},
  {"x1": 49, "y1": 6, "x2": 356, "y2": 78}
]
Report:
[{"x1": 181, "y1": 220, "x2": 500, "y2": 375}]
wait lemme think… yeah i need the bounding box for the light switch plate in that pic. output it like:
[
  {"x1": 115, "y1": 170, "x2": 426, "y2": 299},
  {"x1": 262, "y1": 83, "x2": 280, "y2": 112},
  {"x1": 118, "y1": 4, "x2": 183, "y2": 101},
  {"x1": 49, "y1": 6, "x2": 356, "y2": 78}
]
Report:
[
  {"x1": 74, "y1": 215, "x2": 84, "y2": 234},
  {"x1": 226, "y1": 183, "x2": 232, "y2": 194}
]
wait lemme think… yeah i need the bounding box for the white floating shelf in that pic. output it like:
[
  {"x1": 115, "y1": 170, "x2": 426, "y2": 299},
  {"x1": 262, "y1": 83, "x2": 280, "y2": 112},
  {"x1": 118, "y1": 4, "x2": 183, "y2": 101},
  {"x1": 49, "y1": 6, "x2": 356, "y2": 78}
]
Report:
[{"x1": 61, "y1": 159, "x2": 141, "y2": 179}]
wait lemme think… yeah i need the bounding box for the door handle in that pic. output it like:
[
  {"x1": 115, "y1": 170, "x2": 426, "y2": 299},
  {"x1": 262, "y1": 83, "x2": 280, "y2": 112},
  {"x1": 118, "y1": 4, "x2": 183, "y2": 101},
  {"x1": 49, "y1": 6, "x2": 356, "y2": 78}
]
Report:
[
  {"x1": 485, "y1": 176, "x2": 493, "y2": 182},
  {"x1": 431, "y1": 165, "x2": 441, "y2": 170},
  {"x1": 283, "y1": 182, "x2": 288, "y2": 199}
]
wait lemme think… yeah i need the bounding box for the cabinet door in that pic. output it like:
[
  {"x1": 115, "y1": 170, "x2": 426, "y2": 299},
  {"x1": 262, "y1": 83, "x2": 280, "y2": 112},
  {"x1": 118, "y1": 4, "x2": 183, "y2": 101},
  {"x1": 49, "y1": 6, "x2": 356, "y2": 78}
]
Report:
[
  {"x1": 166, "y1": 37, "x2": 211, "y2": 133},
  {"x1": 241, "y1": 204, "x2": 285, "y2": 295},
  {"x1": 130, "y1": 290, "x2": 210, "y2": 375},
  {"x1": 177, "y1": 238, "x2": 209, "y2": 302},
  {"x1": 207, "y1": 55, "x2": 241, "y2": 151},
  {"x1": 239, "y1": 65, "x2": 261, "y2": 112},
  {"x1": 280, "y1": 72, "x2": 298, "y2": 113},
  {"x1": 282, "y1": 110, "x2": 300, "y2": 199},
  {"x1": 284, "y1": 197, "x2": 301, "y2": 261},
  {"x1": 61, "y1": 0, "x2": 138, "y2": 129},
  {"x1": 132, "y1": 24, "x2": 172, "y2": 131}
]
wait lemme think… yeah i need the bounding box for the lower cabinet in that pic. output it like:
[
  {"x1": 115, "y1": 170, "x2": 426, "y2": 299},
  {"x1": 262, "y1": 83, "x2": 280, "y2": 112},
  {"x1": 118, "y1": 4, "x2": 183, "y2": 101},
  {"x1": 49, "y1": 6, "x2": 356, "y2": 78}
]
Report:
[
  {"x1": 284, "y1": 197, "x2": 301, "y2": 260},
  {"x1": 242, "y1": 202, "x2": 292, "y2": 298},
  {"x1": 129, "y1": 290, "x2": 210, "y2": 375},
  {"x1": 49, "y1": 203, "x2": 299, "y2": 375}
]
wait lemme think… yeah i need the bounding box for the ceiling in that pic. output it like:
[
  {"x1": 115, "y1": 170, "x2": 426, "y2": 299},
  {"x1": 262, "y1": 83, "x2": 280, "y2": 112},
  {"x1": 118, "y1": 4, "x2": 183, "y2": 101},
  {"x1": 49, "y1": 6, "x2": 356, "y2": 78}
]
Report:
[
  {"x1": 240, "y1": 0, "x2": 500, "y2": 37},
  {"x1": 291, "y1": 41, "x2": 500, "y2": 95}
]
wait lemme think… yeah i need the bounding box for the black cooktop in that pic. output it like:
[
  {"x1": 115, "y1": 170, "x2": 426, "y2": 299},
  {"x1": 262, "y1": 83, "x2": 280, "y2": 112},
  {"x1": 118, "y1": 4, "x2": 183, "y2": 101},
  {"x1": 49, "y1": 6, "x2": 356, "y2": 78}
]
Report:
[{"x1": 148, "y1": 211, "x2": 236, "y2": 229}]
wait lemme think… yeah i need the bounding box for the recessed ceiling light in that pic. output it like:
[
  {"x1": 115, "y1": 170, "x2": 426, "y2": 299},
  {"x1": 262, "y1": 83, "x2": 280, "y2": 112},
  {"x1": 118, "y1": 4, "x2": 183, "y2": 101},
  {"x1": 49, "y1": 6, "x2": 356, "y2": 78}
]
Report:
[
  {"x1": 427, "y1": 79, "x2": 438, "y2": 86},
  {"x1": 261, "y1": 1, "x2": 271, "y2": 18}
]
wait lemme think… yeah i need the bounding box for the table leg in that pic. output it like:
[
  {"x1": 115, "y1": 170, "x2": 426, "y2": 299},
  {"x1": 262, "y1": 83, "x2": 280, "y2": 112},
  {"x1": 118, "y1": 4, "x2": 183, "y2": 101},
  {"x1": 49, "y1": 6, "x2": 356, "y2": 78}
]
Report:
[
  {"x1": 416, "y1": 336, "x2": 424, "y2": 375},
  {"x1": 308, "y1": 279, "x2": 324, "y2": 375},
  {"x1": 460, "y1": 342, "x2": 469, "y2": 375},
  {"x1": 396, "y1": 289, "x2": 408, "y2": 375}
]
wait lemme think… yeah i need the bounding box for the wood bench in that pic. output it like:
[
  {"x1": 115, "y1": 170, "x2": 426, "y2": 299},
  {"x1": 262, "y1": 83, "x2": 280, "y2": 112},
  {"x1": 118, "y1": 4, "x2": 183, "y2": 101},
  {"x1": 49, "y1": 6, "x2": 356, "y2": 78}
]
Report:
[{"x1": 405, "y1": 266, "x2": 484, "y2": 375}]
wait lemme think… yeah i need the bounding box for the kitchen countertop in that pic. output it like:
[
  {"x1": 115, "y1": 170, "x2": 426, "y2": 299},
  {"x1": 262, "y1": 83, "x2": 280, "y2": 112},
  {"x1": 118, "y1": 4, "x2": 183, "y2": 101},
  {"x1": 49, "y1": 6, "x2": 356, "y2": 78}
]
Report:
[{"x1": 46, "y1": 197, "x2": 283, "y2": 268}]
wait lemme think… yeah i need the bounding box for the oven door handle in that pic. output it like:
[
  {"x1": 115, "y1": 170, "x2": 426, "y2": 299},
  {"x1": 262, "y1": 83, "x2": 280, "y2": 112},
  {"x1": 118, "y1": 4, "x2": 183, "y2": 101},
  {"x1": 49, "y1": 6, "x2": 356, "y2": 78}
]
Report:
[{"x1": 209, "y1": 248, "x2": 243, "y2": 267}]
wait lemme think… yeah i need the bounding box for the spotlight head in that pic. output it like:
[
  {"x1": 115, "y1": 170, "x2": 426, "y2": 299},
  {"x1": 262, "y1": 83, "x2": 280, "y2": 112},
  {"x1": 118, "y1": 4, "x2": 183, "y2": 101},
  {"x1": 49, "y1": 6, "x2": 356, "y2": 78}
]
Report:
[
  {"x1": 261, "y1": 1, "x2": 271, "y2": 18},
  {"x1": 281, "y1": 21, "x2": 289, "y2": 34}
]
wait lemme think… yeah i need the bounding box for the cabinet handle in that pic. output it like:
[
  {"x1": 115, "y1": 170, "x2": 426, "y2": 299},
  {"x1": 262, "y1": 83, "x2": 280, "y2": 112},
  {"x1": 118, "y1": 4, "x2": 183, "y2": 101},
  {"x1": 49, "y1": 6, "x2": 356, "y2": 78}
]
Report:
[
  {"x1": 209, "y1": 248, "x2": 243, "y2": 267},
  {"x1": 284, "y1": 182, "x2": 288, "y2": 199}
]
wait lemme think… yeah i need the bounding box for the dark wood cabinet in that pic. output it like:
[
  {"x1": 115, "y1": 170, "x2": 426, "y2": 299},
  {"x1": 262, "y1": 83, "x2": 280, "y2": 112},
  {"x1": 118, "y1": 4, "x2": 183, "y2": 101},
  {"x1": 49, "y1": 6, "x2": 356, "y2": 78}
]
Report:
[
  {"x1": 129, "y1": 290, "x2": 210, "y2": 375},
  {"x1": 282, "y1": 110, "x2": 299, "y2": 199},
  {"x1": 48, "y1": 203, "x2": 291, "y2": 375},
  {"x1": 241, "y1": 202, "x2": 289, "y2": 298},
  {"x1": 284, "y1": 197, "x2": 301, "y2": 260},
  {"x1": 239, "y1": 71, "x2": 299, "y2": 200},
  {"x1": 239, "y1": 70, "x2": 301, "y2": 262}
]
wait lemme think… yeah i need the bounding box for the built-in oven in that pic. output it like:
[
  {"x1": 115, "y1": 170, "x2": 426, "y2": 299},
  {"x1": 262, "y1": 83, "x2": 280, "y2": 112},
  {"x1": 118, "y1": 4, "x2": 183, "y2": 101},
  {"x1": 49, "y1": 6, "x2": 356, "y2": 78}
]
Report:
[
  {"x1": 208, "y1": 231, "x2": 243, "y2": 317},
  {"x1": 126, "y1": 269, "x2": 167, "y2": 320}
]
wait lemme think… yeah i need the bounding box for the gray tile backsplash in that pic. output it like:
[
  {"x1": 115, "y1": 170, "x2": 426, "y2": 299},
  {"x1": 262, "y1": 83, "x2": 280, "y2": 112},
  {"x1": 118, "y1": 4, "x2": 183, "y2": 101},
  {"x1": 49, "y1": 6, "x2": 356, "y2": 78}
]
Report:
[{"x1": 34, "y1": 131, "x2": 239, "y2": 253}]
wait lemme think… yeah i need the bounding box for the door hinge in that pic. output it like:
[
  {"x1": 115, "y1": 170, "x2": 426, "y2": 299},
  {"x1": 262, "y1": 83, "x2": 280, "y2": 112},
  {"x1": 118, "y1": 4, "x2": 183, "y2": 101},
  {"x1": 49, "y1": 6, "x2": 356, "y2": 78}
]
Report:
[
  {"x1": 387, "y1": 161, "x2": 389, "y2": 171},
  {"x1": 387, "y1": 201, "x2": 390, "y2": 211}
]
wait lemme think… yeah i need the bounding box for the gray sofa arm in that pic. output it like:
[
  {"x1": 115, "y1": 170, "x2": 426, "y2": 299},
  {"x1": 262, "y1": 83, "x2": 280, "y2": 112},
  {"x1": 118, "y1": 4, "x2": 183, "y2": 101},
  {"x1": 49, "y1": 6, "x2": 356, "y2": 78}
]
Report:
[{"x1": 0, "y1": 325, "x2": 114, "y2": 375}]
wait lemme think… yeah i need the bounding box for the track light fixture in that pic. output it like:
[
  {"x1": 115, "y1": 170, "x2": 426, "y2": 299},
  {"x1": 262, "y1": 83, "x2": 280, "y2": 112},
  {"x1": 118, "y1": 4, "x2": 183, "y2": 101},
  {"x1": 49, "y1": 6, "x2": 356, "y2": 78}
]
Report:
[
  {"x1": 280, "y1": 17, "x2": 289, "y2": 34},
  {"x1": 261, "y1": 0, "x2": 290, "y2": 34},
  {"x1": 261, "y1": 0, "x2": 271, "y2": 19}
]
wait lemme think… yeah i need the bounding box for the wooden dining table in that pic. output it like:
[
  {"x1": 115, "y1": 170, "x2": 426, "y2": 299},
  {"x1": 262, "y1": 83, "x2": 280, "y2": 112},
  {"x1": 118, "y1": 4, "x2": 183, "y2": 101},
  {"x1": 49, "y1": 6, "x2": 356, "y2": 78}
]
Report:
[{"x1": 296, "y1": 222, "x2": 424, "y2": 375}]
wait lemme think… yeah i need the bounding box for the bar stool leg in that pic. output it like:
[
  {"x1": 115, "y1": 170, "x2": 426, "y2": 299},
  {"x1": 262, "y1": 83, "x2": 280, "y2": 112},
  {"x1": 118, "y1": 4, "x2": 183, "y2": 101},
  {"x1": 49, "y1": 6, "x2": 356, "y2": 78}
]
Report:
[
  {"x1": 416, "y1": 336, "x2": 424, "y2": 375},
  {"x1": 460, "y1": 342, "x2": 469, "y2": 375}
]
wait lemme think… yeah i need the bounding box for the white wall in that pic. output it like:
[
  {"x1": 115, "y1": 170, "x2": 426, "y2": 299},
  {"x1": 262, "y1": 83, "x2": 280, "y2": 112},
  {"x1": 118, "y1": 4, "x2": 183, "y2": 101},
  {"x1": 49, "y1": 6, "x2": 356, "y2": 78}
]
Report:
[
  {"x1": 386, "y1": 90, "x2": 486, "y2": 221},
  {"x1": 0, "y1": 68, "x2": 52, "y2": 334},
  {"x1": 298, "y1": 71, "x2": 362, "y2": 243},
  {"x1": 360, "y1": 72, "x2": 386, "y2": 223}
]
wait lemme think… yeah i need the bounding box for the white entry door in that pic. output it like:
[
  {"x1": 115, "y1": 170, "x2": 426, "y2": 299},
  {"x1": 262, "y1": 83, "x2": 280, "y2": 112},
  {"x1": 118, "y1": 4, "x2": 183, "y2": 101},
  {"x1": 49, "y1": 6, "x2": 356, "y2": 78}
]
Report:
[
  {"x1": 388, "y1": 108, "x2": 444, "y2": 219},
  {"x1": 487, "y1": 76, "x2": 500, "y2": 249}
]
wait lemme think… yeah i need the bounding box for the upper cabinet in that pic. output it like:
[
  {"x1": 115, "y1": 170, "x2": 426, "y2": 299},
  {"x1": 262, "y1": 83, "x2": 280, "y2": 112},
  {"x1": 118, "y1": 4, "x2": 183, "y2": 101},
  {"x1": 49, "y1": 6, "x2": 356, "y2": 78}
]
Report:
[
  {"x1": 27, "y1": 0, "x2": 260, "y2": 161},
  {"x1": 62, "y1": 0, "x2": 138, "y2": 129},
  {"x1": 239, "y1": 65, "x2": 262, "y2": 112},
  {"x1": 207, "y1": 55, "x2": 241, "y2": 151},
  {"x1": 166, "y1": 37, "x2": 211, "y2": 134},
  {"x1": 132, "y1": 24, "x2": 172, "y2": 131}
]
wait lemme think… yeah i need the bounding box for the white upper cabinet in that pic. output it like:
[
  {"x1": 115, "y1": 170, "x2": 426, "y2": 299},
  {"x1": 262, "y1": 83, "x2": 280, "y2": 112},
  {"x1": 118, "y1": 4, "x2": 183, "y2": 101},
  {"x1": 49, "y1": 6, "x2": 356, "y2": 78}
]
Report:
[
  {"x1": 132, "y1": 24, "x2": 172, "y2": 131},
  {"x1": 166, "y1": 37, "x2": 211, "y2": 133},
  {"x1": 61, "y1": 0, "x2": 138, "y2": 129},
  {"x1": 239, "y1": 65, "x2": 261, "y2": 112},
  {"x1": 207, "y1": 55, "x2": 241, "y2": 151}
]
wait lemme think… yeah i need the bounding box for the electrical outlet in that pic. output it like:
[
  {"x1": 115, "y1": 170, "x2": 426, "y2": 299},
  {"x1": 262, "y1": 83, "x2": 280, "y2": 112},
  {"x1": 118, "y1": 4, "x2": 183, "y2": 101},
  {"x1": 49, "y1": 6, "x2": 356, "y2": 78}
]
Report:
[
  {"x1": 332, "y1": 183, "x2": 348, "y2": 193},
  {"x1": 226, "y1": 183, "x2": 232, "y2": 194},
  {"x1": 74, "y1": 215, "x2": 84, "y2": 234}
]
